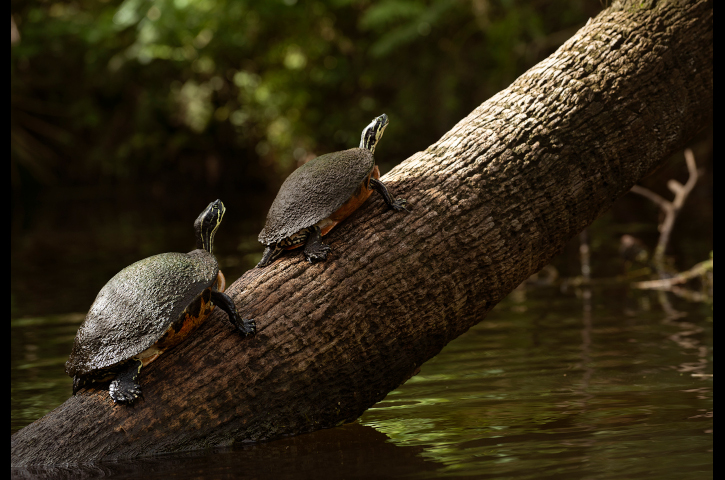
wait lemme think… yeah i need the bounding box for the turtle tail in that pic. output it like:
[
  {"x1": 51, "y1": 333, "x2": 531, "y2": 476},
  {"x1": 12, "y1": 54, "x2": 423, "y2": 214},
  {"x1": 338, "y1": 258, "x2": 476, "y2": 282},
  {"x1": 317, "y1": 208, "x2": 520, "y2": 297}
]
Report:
[{"x1": 257, "y1": 244, "x2": 284, "y2": 268}]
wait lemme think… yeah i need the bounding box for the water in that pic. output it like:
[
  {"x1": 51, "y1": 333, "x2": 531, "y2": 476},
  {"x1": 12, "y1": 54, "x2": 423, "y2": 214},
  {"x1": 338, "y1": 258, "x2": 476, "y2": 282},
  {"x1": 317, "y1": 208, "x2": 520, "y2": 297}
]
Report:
[
  {"x1": 362, "y1": 287, "x2": 712, "y2": 478},
  {"x1": 11, "y1": 284, "x2": 712, "y2": 478},
  {"x1": 11, "y1": 190, "x2": 712, "y2": 477}
]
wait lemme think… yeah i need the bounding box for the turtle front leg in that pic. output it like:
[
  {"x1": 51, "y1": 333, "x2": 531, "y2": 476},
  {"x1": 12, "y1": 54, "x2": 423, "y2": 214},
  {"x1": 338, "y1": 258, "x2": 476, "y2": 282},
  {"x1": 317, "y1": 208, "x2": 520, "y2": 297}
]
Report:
[
  {"x1": 370, "y1": 178, "x2": 407, "y2": 211},
  {"x1": 257, "y1": 244, "x2": 285, "y2": 268},
  {"x1": 109, "y1": 359, "x2": 143, "y2": 405},
  {"x1": 211, "y1": 289, "x2": 256, "y2": 337},
  {"x1": 303, "y1": 226, "x2": 331, "y2": 263}
]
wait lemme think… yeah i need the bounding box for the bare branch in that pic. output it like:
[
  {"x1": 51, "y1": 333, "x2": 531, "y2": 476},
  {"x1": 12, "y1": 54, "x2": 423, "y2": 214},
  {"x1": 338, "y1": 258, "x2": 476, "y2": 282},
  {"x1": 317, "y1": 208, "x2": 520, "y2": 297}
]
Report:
[
  {"x1": 683, "y1": 148, "x2": 699, "y2": 191},
  {"x1": 633, "y1": 258, "x2": 712, "y2": 289},
  {"x1": 630, "y1": 185, "x2": 670, "y2": 209},
  {"x1": 630, "y1": 148, "x2": 701, "y2": 275}
]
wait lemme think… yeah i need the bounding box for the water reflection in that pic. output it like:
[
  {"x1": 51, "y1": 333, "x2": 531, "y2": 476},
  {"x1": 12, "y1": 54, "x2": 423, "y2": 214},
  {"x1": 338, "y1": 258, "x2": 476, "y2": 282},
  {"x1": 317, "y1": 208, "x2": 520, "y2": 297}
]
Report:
[
  {"x1": 12, "y1": 423, "x2": 439, "y2": 479},
  {"x1": 11, "y1": 284, "x2": 712, "y2": 478},
  {"x1": 358, "y1": 287, "x2": 712, "y2": 479}
]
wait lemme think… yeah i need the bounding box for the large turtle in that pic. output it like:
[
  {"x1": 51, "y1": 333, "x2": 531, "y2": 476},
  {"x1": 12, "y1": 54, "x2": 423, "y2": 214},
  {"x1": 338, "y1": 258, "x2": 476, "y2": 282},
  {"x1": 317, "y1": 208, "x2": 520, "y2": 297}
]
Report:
[
  {"x1": 257, "y1": 113, "x2": 407, "y2": 267},
  {"x1": 65, "y1": 200, "x2": 256, "y2": 405}
]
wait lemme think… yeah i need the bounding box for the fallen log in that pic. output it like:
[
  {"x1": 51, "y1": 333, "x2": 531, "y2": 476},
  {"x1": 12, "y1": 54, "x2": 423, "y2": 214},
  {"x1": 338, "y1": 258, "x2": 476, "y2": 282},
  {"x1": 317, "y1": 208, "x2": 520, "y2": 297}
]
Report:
[{"x1": 12, "y1": 0, "x2": 712, "y2": 466}]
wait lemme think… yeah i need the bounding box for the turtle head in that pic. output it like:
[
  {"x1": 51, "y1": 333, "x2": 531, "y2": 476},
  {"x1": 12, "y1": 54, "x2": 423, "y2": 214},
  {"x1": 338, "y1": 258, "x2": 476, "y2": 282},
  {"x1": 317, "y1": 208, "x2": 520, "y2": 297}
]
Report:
[
  {"x1": 359, "y1": 113, "x2": 389, "y2": 154},
  {"x1": 194, "y1": 199, "x2": 225, "y2": 254}
]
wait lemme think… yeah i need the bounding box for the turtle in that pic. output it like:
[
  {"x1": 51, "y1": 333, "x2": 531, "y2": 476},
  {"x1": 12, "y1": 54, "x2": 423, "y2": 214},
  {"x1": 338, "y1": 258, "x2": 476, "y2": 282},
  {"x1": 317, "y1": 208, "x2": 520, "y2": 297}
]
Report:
[
  {"x1": 257, "y1": 113, "x2": 407, "y2": 267},
  {"x1": 65, "y1": 199, "x2": 256, "y2": 405}
]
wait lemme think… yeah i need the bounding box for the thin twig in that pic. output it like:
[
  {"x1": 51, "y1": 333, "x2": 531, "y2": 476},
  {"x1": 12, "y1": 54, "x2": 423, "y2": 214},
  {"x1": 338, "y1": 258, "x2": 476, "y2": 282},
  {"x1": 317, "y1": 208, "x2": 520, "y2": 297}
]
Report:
[
  {"x1": 629, "y1": 185, "x2": 668, "y2": 208},
  {"x1": 630, "y1": 149, "x2": 699, "y2": 275},
  {"x1": 632, "y1": 258, "x2": 712, "y2": 289}
]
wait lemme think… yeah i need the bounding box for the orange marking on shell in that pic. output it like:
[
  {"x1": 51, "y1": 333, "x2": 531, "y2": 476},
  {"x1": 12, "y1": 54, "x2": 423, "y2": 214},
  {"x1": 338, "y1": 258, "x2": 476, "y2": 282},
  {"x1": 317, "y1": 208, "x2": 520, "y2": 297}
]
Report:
[
  {"x1": 281, "y1": 166, "x2": 380, "y2": 250},
  {"x1": 321, "y1": 165, "x2": 379, "y2": 236},
  {"x1": 148, "y1": 291, "x2": 216, "y2": 358}
]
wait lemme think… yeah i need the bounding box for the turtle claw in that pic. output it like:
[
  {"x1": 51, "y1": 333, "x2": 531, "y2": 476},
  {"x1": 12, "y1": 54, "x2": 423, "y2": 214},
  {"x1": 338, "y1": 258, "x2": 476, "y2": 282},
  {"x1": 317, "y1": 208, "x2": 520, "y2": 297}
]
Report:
[
  {"x1": 370, "y1": 178, "x2": 408, "y2": 212},
  {"x1": 305, "y1": 243, "x2": 330, "y2": 263},
  {"x1": 303, "y1": 226, "x2": 330, "y2": 263},
  {"x1": 240, "y1": 318, "x2": 256, "y2": 337},
  {"x1": 109, "y1": 379, "x2": 142, "y2": 405},
  {"x1": 390, "y1": 198, "x2": 408, "y2": 212},
  {"x1": 108, "y1": 359, "x2": 143, "y2": 405},
  {"x1": 211, "y1": 290, "x2": 256, "y2": 338}
]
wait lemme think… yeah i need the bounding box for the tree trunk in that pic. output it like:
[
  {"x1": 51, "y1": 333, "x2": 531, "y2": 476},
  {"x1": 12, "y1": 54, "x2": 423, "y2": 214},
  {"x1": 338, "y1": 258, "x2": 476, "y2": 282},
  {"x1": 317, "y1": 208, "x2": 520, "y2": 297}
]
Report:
[{"x1": 12, "y1": 0, "x2": 712, "y2": 466}]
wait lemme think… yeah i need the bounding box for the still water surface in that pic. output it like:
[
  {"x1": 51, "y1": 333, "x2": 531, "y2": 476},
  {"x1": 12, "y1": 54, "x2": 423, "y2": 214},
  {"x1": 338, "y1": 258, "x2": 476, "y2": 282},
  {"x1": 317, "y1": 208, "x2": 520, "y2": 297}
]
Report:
[
  {"x1": 11, "y1": 284, "x2": 712, "y2": 479},
  {"x1": 11, "y1": 190, "x2": 712, "y2": 478}
]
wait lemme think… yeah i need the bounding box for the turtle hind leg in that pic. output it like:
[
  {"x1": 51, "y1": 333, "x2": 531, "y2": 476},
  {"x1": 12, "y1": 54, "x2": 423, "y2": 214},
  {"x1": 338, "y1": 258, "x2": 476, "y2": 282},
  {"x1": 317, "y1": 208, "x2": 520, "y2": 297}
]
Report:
[
  {"x1": 211, "y1": 290, "x2": 256, "y2": 337},
  {"x1": 257, "y1": 244, "x2": 285, "y2": 268},
  {"x1": 109, "y1": 359, "x2": 143, "y2": 405},
  {"x1": 370, "y1": 178, "x2": 408, "y2": 211},
  {"x1": 72, "y1": 375, "x2": 87, "y2": 395},
  {"x1": 303, "y1": 226, "x2": 330, "y2": 263}
]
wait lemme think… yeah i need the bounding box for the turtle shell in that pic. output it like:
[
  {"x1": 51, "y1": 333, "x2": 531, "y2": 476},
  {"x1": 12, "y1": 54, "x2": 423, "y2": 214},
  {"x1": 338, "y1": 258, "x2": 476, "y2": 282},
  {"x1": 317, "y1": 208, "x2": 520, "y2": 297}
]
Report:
[
  {"x1": 258, "y1": 148, "x2": 375, "y2": 245},
  {"x1": 65, "y1": 250, "x2": 218, "y2": 378}
]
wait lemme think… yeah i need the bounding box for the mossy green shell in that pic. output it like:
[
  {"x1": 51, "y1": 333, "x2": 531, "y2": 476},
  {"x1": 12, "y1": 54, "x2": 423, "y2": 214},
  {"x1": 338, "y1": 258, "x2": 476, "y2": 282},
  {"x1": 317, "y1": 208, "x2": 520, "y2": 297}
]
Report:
[
  {"x1": 258, "y1": 148, "x2": 375, "y2": 244},
  {"x1": 65, "y1": 250, "x2": 217, "y2": 377}
]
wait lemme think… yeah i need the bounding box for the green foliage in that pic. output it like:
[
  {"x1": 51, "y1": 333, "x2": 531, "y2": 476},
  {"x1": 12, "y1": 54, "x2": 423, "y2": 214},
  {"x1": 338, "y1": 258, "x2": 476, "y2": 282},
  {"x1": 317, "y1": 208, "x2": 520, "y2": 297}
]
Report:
[{"x1": 11, "y1": 0, "x2": 597, "y2": 191}]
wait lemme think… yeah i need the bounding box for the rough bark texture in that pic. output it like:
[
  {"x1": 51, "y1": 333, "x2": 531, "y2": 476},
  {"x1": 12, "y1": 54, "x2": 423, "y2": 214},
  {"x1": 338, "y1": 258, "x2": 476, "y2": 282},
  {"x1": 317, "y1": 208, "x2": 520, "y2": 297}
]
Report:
[{"x1": 12, "y1": 0, "x2": 712, "y2": 467}]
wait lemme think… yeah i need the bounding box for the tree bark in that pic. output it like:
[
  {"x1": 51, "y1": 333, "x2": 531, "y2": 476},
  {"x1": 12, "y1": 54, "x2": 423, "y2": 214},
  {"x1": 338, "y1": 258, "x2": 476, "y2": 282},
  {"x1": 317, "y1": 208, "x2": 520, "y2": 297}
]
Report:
[{"x1": 12, "y1": 0, "x2": 712, "y2": 466}]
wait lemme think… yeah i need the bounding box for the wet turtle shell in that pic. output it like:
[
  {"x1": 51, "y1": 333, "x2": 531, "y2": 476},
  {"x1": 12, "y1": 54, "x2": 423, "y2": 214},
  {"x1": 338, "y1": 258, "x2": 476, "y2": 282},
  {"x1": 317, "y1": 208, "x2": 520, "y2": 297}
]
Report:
[
  {"x1": 258, "y1": 147, "x2": 376, "y2": 245},
  {"x1": 65, "y1": 250, "x2": 220, "y2": 379}
]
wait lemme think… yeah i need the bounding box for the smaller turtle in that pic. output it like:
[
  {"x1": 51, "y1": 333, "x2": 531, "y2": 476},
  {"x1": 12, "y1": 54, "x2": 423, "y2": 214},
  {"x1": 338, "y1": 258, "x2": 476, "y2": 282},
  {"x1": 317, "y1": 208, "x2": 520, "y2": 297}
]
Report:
[
  {"x1": 257, "y1": 113, "x2": 407, "y2": 267},
  {"x1": 65, "y1": 200, "x2": 256, "y2": 405}
]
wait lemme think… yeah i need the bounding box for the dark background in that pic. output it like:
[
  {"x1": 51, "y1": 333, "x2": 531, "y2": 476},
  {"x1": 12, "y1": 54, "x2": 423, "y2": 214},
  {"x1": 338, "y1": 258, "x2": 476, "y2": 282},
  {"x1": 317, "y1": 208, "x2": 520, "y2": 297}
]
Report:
[{"x1": 10, "y1": 0, "x2": 713, "y2": 318}]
